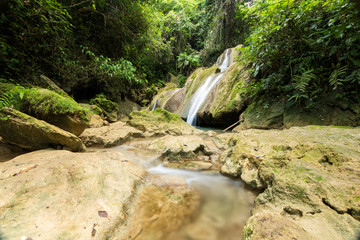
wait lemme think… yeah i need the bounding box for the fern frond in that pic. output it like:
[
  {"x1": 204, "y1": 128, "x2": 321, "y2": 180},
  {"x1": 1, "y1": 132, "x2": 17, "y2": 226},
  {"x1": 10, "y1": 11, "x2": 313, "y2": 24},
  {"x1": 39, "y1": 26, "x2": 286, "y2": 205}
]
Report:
[
  {"x1": 329, "y1": 65, "x2": 347, "y2": 89},
  {"x1": 292, "y1": 69, "x2": 315, "y2": 92},
  {"x1": 0, "y1": 92, "x2": 12, "y2": 108}
]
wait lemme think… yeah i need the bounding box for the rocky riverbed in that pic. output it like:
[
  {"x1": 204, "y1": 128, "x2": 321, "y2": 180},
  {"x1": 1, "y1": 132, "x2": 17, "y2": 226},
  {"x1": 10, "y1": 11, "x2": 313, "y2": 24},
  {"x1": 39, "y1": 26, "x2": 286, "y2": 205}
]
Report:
[{"x1": 0, "y1": 109, "x2": 359, "y2": 239}]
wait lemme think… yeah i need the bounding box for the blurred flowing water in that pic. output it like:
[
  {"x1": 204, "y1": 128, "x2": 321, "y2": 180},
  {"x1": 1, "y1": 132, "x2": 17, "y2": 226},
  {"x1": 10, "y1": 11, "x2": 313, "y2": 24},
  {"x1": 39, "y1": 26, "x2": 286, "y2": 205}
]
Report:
[{"x1": 114, "y1": 145, "x2": 257, "y2": 240}]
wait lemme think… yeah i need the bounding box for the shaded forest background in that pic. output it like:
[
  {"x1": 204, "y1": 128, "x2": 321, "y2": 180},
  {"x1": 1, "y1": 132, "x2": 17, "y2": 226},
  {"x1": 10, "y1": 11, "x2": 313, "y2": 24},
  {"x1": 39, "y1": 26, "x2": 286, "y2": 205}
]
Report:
[{"x1": 0, "y1": 0, "x2": 359, "y2": 107}]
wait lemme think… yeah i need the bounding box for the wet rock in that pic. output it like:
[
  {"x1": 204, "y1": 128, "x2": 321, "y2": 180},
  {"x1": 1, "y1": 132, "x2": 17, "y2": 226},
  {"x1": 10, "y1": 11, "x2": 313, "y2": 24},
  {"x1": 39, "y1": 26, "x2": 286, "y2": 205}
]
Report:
[
  {"x1": 80, "y1": 121, "x2": 144, "y2": 147},
  {"x1": 221, "y1": 126, "x2": 360, "y2": 239},
  {"x1": 0, "y1": 107, "x2": 85, "y2": 152},
  {"x1": 127, "y1": 109, "x2": 202, "y2": 136},
  {"x1": 0, "y1": 148, "x2": 201, "y2": 240}
]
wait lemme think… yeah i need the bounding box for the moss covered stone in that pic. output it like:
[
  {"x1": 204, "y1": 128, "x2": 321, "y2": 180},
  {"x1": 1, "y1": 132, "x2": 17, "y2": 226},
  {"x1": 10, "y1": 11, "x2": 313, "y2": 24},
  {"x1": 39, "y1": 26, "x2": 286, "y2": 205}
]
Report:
[
  {"x1": 21, "y1": 88, "x2": 90, "y2": 136},
  {"x1": 1, "y1": 84, "x2": 90, "y2": 136},
  {"x1": 0, "y1": 107, "x2": 85, "y2": 152},
  {"x1": 218, "y1": 126, "x2": 360, "y2": 239},
  {"x1": 90, "y1": 94, "x2": 119, "y2": 122},
  {"x1": 127, "y1": 109, "x2": 201, "y2": 136}
]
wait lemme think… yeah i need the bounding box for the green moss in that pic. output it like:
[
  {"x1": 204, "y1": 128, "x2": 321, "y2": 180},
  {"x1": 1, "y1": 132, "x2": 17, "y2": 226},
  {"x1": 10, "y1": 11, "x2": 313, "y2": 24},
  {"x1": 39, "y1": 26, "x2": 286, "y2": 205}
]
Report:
[
  {"x1": 129, "y1": 109, "x2": 182, "y2": 123},
  {"x1": 243, "y1": 225, "x2": 253, "y2": 239},
  {"x1": 315, "y1": 176, "x2": 322, "y2": 181},
  {"x1": 23, "y1": 88, "x2": 90, "y2": 122},
  {"x1": 89, "y1": 94, "x2": 119, "y2": 113}
]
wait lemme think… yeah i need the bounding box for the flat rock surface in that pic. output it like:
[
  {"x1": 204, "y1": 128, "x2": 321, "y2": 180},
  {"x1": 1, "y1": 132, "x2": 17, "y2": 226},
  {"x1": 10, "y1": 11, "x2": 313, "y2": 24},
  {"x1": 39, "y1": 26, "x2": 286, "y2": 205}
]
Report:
[
  {"x1": 0, "y1": 149, "x2": 200, "y2": 240},
  {"x1": 0, "y1": 149, "x2": 146, "y2": 240},
  {"x1": 218, "y1": 126, "x2": 360, "y2": 239},
  {"x1": 129, "y1": 135, "x2": 217, "y2": 165},
  {"x1": 80, "y1": 121, "x2": 144, "y2": 147}
]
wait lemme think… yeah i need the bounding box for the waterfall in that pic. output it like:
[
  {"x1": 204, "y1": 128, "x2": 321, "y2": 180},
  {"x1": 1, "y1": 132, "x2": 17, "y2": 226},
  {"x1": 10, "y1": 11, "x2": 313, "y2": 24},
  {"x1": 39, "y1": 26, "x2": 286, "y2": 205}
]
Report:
[
  {"x1": 151, "y1": 99, "x2": 158, "y2": 111},
  {"x1": 186, "y1": 49, "x2": 231, "y2": 126}
]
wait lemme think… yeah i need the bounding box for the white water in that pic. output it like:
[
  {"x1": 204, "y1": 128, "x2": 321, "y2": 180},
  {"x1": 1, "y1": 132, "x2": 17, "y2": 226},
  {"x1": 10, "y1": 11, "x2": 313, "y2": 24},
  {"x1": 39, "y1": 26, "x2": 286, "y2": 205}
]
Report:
[
  {"x1": 186, "y1": 49, "x2": 231, "y2": 126},
  {"x1": 151, "y1": 99, "x2": 158, "y2": 111}
]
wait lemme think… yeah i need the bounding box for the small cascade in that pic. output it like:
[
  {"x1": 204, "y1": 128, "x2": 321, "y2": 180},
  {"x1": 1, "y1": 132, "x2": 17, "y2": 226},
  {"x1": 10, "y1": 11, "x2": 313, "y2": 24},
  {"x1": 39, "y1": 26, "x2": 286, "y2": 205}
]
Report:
[
  {"x1": 186, "y1": 49, "x2": 231, "y2": 126},
  {"x1": 151, "y1": 99, "x2": 158, "y2": 111}
]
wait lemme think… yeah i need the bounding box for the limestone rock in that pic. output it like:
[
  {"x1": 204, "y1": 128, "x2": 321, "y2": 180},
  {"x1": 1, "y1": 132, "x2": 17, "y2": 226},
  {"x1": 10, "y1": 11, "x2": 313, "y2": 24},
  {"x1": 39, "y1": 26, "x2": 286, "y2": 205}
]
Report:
[
  {"x1": 127, "y1": 109, "x2": 202, "y2": 136},
  {"x1": 80, "y1": 121, "x2": 144, "y2": 147},
  {"x1": 88, "y1": 114, "x2": 104, "y2": 128},
  {"x1": 38, "y1": 75, "x2": 69, "y2": 97},
  {"x1": 220, "y1": 126, "x2": 360, "y2": 239},
  {"x1": 0, "y1": 149, "x2": 145, "y2": 240},
  {"x1": 89, "y1": 94, "x2": 119, "y2": 122},
  {"x1": 0, "y1": 107, "x2": 86, "y2": 152},
  {"x1": 21, "y1": 88, "x2": 89, "y2": 136},
  {"x1": 235, "y1": 96, "x2": 360, "y2": 131},
  {"x1": 0, "y1": 148, "x2": 201, "y2": 240},
  {"x1": 137, "y1": 135, "x2": 213, "y2": 162}
]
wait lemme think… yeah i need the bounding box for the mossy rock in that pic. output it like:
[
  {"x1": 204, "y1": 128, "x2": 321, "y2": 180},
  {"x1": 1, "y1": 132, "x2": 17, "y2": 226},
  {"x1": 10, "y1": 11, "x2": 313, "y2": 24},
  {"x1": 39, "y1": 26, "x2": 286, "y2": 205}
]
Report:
[
  {"x1": 1, "y1": 84, "x2": 90, "y2": 136},
  {"x1": 235, "y1": 100, "x2": 285, "y2": 130},
  {"x1": 236, "y1": 95, "x2": 360, "y2": 130},
  {"x1": 21, "y1": 88, "x2": 90, "y2": 136},
  {"x1": 90, "y1": 94, "x2": 119, "y2": 122},
  {"x1": 0, "y1": 107, "x2": 85, "y2": 152},
  {"x1": 219, "y1": 126, "x2": 360, "y2": 239},
  {"x1": 127, "y1": 109, "x2": 200, "y2": 136}
]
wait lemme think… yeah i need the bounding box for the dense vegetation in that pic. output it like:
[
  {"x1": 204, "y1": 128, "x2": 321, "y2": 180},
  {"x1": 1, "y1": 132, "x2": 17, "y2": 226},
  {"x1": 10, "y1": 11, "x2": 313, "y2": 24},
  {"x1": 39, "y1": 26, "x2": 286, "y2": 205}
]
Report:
[
  {"x1": 239, "y1": 0, "x2": 360, "y2": 107},
  {"x1": 0, "y1": 0, "x2": 238, "y2": 103},
  {"x1": 0, "y1": 0, "x2": 359, "y2": 108}
]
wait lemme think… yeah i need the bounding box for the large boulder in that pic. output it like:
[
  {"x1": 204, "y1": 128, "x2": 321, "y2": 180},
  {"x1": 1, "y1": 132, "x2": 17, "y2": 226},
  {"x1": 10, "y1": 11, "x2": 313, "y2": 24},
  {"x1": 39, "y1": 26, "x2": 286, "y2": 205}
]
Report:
[
  {"x1": 0, "y1": 107, "x2": 85, "y2": 152},
  {"x1": 217, "y1": 126, "x2": 360, "y2": 239},
  {"x1": 0, "y1": 149, "x2": 200, "y2": 240},
  {"x1": 127, "y1": 109, "x2": 202, "y2": 136},
  {"x1": 235, "y1": 96, "x2": 360, "y2": 130},
  {"x1": 80, "y1": 121, "x2": 144, "y2": 147},
  {"x1": 19, "y1": 87, "x2": 90, "y2": 136}
]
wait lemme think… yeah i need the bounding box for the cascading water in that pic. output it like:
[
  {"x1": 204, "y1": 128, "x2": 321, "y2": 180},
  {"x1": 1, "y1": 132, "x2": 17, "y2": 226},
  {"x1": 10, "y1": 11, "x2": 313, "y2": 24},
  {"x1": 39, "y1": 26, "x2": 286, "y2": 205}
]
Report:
[
  {"x1": 186, "y1": 49, "x2": 231, "y2": 126},
  {"x1": 151, "y1": 99, "x2": 158, "y2": 111}
]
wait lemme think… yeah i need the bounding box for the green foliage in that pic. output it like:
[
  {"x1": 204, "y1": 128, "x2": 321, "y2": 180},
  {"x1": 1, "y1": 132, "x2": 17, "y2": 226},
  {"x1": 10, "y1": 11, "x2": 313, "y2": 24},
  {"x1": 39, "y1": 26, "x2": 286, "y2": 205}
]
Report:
[
  {"x1": 289, "y1": 69, "x2": 316, "y2": 103},
  {"x1": 0, "y1": 85, "x2": 27, "y2": 110},
  {"x1": 240, "y1": 0, "x2": 360, "y2": 104},
  {"x1": 0, "y1": 92, "x2": 11, "y2": 109},
  {"x1": 178, "y1": 74, "x2": 187, "y2": 88},
  {"x1": 329, "y1": 65, "x2": 348, "y2": 89},
  {"x1": 0, "y1": 0, "x2": 72, "y2": 81},
  {"x1": 177, "y1": 52, "x2": 200, "y2": 75}
]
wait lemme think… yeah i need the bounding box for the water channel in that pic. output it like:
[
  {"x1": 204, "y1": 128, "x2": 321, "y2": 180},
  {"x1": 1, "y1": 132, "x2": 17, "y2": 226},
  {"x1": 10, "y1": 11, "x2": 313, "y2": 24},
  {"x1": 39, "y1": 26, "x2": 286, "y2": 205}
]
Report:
[{"x1": 113, "y1": 144, "x2": 257, "y2": 240}]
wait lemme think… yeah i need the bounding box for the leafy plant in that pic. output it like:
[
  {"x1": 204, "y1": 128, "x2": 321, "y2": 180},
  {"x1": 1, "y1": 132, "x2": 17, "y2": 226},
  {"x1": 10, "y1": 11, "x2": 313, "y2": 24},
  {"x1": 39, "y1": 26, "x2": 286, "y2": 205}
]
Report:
[
  {"x1": 329, "y1": 65, "x2": 347, "y2": 90},
  {"x1": 0, "y1": 92, "x2": 12, "y2": 108},
  {"x1": 289, "y1": 69, "x2": 316, "y2": 103},
  {"x1": 239, "y1": 0, "x2": 360, "y2": 104},
  {"x1": 177, "y1": 52, "x2": 200, "y2": 75}
]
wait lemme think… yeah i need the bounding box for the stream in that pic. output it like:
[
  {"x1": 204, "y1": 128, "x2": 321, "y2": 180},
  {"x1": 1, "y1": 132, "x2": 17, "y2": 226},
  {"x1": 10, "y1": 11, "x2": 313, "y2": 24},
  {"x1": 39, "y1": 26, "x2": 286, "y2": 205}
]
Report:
[{"x1": 113, "y1": 144, "x2": 257, "y2": 240}]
